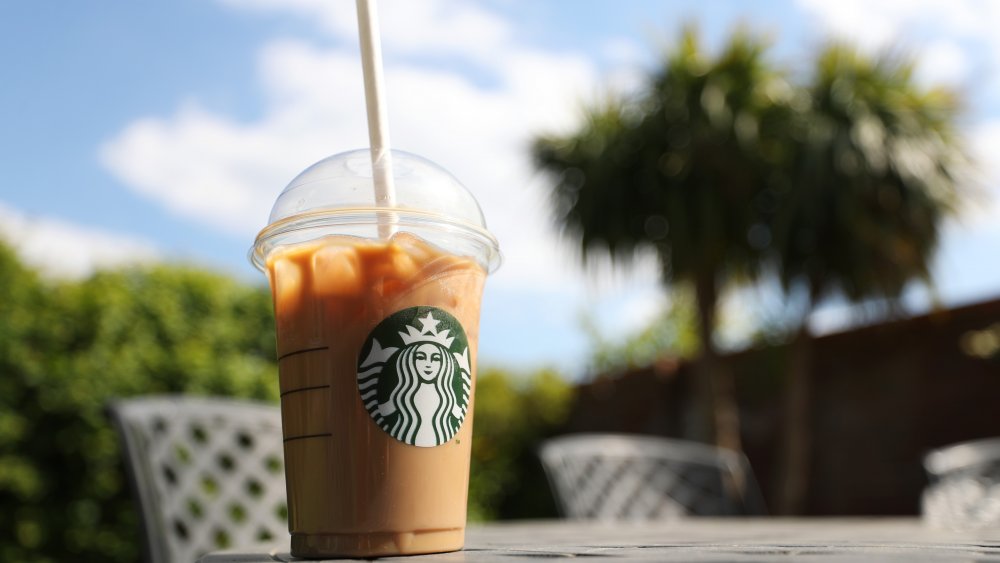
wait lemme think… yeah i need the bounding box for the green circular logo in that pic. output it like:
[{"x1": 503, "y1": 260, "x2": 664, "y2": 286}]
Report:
[{"x1": 357, "y1": 307, "x2": 472, "y2": 447}]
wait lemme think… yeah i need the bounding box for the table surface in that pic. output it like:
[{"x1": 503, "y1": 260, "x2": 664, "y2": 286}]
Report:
[{"x1": 199, "y1": 518, "x2": 1000, "y2": 562}]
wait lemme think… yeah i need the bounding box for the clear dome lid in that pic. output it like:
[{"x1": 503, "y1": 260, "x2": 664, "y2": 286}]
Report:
[{"x1": 250, "y1": 149, "x2": 501, "y2": 273}]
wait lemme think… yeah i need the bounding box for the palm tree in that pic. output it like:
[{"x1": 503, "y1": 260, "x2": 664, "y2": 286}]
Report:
[
  {"x1": 532, "y1": 29, "x2": 795, "y2": 452},
  {"x1": 771, "y1": 45, "x2": 966, "y2": 513}
]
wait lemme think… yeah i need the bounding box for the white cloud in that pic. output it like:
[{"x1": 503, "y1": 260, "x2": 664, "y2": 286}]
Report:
[
  {"x1": 961, "y1": 120, "x2": 1000, "y2": 228},
  {"x1": 796, "y1": 0, "x2": 979, "y2": 48},
  {"x1": 795, "y1": 0, "x2": 1000, "y2": 92},
  {"x1": 916, "y1": 39, "x2": 971, "y2": 88},
  {"x1": 796, "y1": 0, "x2": 898, "y2": 50},
  {"x1": 100, "y1": 2, "x2": 607, "y2": 294},
  {"x1": 219, "y1": 0, "x2": 512, "y2": 65},
  {"x1": 0, "y1": 201, "x2": 159, "y2": 279}
]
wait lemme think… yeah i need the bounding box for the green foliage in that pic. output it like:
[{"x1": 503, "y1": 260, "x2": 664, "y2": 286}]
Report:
[
  {"x1": 0, "y1": 244, "x2": 278, "y2": 563},
  {"x1": 468, "y1": 367, "x2": 574, "y2": 520}
]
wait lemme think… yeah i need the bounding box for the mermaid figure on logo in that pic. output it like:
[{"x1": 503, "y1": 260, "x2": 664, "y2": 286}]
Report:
[{"x1": 360, "y1": 310, "x2": 471, "y2": 447}]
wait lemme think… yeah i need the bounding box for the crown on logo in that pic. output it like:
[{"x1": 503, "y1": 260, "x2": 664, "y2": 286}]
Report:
[{"x1": 399, "y1": 311, "x2": 455, "y2": 348}]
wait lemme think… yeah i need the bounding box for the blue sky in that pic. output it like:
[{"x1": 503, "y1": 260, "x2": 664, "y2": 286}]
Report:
[{"x1": 2, "y1": 0, "x2": 999, "y2": 375}]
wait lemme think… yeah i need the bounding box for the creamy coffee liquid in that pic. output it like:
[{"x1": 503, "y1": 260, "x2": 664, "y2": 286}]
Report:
[{"x1": 266, "y1": 232, "x2": 486, "y2": 557}]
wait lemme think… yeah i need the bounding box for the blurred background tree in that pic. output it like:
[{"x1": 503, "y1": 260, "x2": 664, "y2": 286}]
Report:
[
  {"x1": 771, "y1": 45, "x2": 966, "y2": 514},
  {"x1": 533, "y1": 28, "x2": 795, "y2": 452}
]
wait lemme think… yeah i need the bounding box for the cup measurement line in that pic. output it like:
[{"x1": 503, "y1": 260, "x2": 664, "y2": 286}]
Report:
[
  {"x1": 280, "y1": 384, "x2": 331, "y2": 398},
  {"x1": 283, "y1": 432, "x2": 334, "y2": 443},
  {"x1": 278, "y1": 346, "x2": 330, "y2": 361}
]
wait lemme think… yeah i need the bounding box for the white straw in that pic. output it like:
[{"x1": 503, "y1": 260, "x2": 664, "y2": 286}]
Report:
[{"x1": 356, "y1": 0, "x2": 396, "y2": 239}]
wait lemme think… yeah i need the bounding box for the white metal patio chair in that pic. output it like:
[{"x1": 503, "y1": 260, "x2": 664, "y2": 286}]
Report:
[
  {"x1": 539, "y1": 433, "x2": 767, "y2": 520},
  {"x1": 922, "y1": 437, "x2": 1000, "y2": 530},
  {"x1": 108, "y1": 395, "x2": 287, "y2": 563}
]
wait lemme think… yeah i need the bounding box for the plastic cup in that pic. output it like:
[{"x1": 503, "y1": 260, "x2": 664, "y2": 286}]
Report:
[{"x1": 250, "y1": 149, "x2": 500, "y2": 557}]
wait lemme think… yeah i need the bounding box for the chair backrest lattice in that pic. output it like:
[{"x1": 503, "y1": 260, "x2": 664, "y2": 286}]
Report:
[
  {"x1": 109, "y1": 396, "x2": 287, "y2": 563},
  {"x1": 923, "y1": 437, "x2": 1000, "y2": 530},
  {"x1": 539, "y1": 433, "x2": 766, "y2": 520}
]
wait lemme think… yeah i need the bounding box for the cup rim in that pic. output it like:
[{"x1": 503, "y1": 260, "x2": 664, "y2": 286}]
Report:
[{"x1": 249, "y1": 206, "x2": 502, "y2": 274}]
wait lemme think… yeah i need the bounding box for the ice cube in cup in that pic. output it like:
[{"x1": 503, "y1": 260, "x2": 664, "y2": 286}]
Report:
[{"x1": 311, "y1": 242, "x2": 362, "y2": 297}]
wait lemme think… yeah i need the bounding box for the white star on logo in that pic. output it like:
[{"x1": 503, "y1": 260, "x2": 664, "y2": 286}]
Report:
[{"x1": 417, "y1": 311, "x2": 441, "y2": 334}]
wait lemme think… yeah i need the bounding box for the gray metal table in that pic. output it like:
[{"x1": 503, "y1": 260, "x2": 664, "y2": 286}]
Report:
[{"x1": 199, "y1": 518, "x2": 1000, "y2": 561}]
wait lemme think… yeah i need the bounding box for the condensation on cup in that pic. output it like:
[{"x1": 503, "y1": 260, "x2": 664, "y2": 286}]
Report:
[{"x1": 250, "y1": 149, "x2": 501, "y2": 558}]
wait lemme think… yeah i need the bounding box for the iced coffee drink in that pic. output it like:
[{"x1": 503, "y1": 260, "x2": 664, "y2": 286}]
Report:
[{"x1": 251, "y1": 150, "x2": 500, "y2": 558}]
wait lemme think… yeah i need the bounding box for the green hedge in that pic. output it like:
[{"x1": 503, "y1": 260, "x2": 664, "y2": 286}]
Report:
[
  {"x1": 0, "y1": 242, "x2": 573, "y2": 562},
  {"x1": 0, "y1": 243, "x2": 279, "y2": 562},
  {"x1": 469, "y1": 367, "x2": 574, "y2": 520}
]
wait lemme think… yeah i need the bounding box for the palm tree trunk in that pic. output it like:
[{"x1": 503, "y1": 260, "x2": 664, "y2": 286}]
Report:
[
  {"x1": 692, "y1": 273, "x2": 743, "y2": 454},
  {"x1": 776, "y1": 324, "x2": 813, "y2": 514}
]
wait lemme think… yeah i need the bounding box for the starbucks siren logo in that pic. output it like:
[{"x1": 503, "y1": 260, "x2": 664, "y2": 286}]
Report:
[{"x1": 357, "y1": 306, "x2": 472, "y2": 447}]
